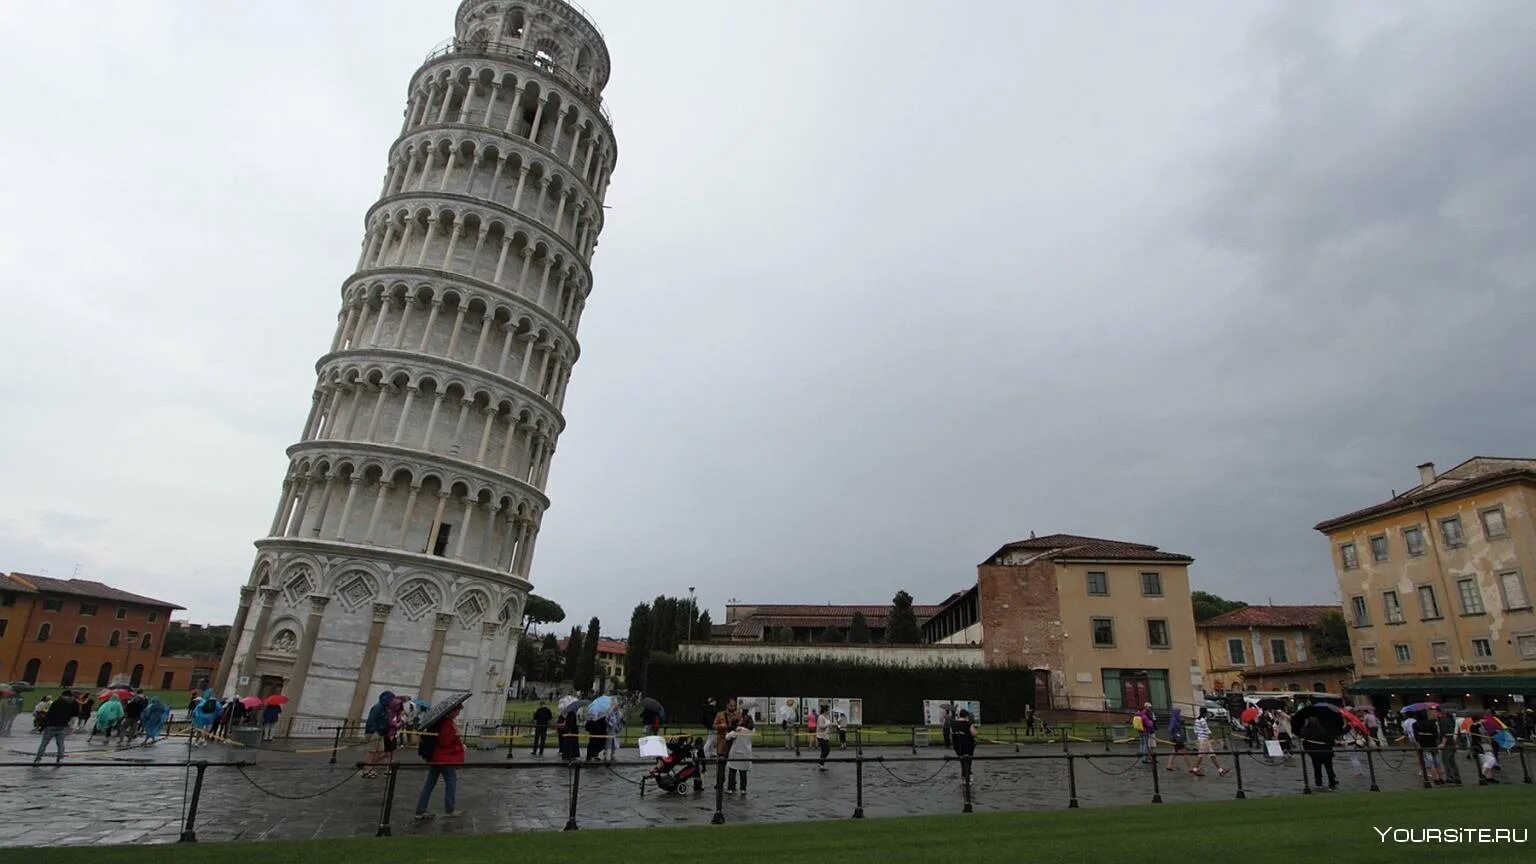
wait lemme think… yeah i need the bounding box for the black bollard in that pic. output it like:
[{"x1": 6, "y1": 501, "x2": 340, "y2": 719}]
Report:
[
  {"x1": 1149, "y1": 749, "x2": 1163, "y2": 803},
  {"x1": 505, "y1": 723, "x2": 517, "y2": 760},
  {"x1": 1066, "y1": 754, "x2": 1079, "y2": 808},
  {"x1": 1103, "y1": 725, "x2": 1111, "y2": 753},
  {"x1": 1061, "y1": 725, "x2": 1070, "y2": 753},
  {"x1": 329, "y1": 725, "x2": 343, "y2": 765},
  {"x1": 856, "y1": 727, "x2": 863, "y2": 756},
  {"x1": 853, "y1": 755, "x2": 865, "y2": 818},
  {"x1": 1365, "y1": 746, "x2": 1380, "y2": 792},
  {"x1": 962, "y1": 760, "x2": 973, "y2": 813},
  {"x1": 1520, "y1": 745, "x2": 1533, "y2": 784},
  {"x1": 564, "y1": 760, "x2": 581, "y2": 831},
  {"x1": 179, "y1": 761, "x2": 208, "y2": 842},
  {"x1": 711, "y1": 753, "x2": 726, "y2": 825},
  {"x1": 1013, "y1": 726, "x2": 1019, "y2": 753},
  {"x1": 794, "y1": 725, "x2": 801, "y2": 757},
  {"x1": 1230, "y1": 744, "x2": 1246, "y2": 799},
  {"x1": 376, "y1": 762, "x2": 399, "y2": 836},
  {"x1": 1416, "y1": 749, "x2": 1432, "y2": 789}
]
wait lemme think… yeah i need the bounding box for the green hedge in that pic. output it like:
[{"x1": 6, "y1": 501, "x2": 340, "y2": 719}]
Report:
[{"x1": 645, "y1": 655, "x2": 1035, "y2": 723}]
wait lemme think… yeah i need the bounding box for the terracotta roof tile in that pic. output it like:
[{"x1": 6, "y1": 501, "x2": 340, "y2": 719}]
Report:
[
  {"x1": 1314, "y1": 457, "x2": 1536, "y2": 533},
  {"x1": 1197, "y1": 605, "x2": 1337, "y2": 629},
  {"x1": 987, "y1": 533, "x2": 1193, "y2": 564},
  {"x1": 6, "y1": 572, "x2": 183, "y2": 609}
]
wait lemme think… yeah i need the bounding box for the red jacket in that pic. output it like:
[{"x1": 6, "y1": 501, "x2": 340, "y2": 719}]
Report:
[{"x1": 431, "y1": 720, "x2": 466, "y2": 764}]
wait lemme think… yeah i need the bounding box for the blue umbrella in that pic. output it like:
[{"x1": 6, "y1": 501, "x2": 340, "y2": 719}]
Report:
[
  {"x1": 1493, "y1": 730, "x2": 1517, "y2": 750},
  {"x1": 587, "y1": 695, "x2": 613, "y2": 718},
  {"x1": 412, "y1": 698, "x2": 431, "y2": 709}
]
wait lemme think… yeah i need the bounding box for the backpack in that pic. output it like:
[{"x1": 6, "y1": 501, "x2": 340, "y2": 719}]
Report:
[
  {"x1": 417, "y1": 720, "x2": 439, "y2": 761},
  {"x1": 1131, "y1": 715, "x2": 1145, "y2": 732}
]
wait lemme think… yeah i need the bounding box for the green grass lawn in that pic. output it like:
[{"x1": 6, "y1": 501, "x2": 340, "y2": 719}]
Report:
[
  {"x1": 14, "y1": 687, "x2": 193, "y2": 713},
  {"x1": 19, "y1": 786, "x2": 1536, "y2": 862}
]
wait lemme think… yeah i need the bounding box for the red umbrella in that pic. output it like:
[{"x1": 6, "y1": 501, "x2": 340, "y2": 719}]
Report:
[
  {"x1": 239, "y1": 696, "x2": 263, "y2": 709},
  {"x1": 263, "y1": 694, "x2": 289, "y2": 706},
  {"x1": 1239, "y1": 706, "x2": 1261, "y2": 724},
  {"x1": 1339, "y1": 707, "x2": 1369, "y2": 735}
]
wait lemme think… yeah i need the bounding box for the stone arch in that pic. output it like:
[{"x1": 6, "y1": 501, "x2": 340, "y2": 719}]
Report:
[{"x1": 266, "y1": 616, "x2": 304, "y2": 654}]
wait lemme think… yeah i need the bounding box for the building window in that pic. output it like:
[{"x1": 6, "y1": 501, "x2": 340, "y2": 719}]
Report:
[
  {"x1": 1086, "y1": 572, "x2": 1108, "y2": 596},
  {"x1": 1456, "y1": 578, "x2": 1485, "y2": 615},
  {"x1": 140, "y1": 634, "x2": 152, "y2": 650},
  {"x1": 115, "y1": 607, "x2": 127, "y2": 620},
  {"x1": 1439, "y1": 516, "x2": 1465, "y2": 548},
  {"x1": 1146, "y1": 619, "x2": 1170, "y2": 648},
  {"x1": 1140, "y1": 572, "x2": 1162, "y2": 596},
  {"x1": 1350, "y1": 595, "x2": 1371, "y2": 627},
  {"x1": 1403, "y1": 525, "x2": 1426, "y2": 556},
  {"x1": 1471, "y1": 637, "x2": 1493, "y2": 659},
  {"x1": 1311, "y1": 681, "x2": 1326, "y2": 692},
  {"x1": 432, "y1": 523, "x2": 453, "y2": 556},
  {"x1": 1417, "y1": 585, "x2": 1441, "y2": 620},
  {"x1": 1393, "y1": 643, "x2": 1412, "y2": 664},
  {"x1": 1479, "y1": 506, "x2": 1507, "y2": 539},
  {"x1": 1270, "y1": 638, "x2": 1289, "y2": 663},
  {"x1": 36, "y1": 622, "x2": 51, "y2": 641},
  {"x1": 109, "y1": 630, "x2": 120, "y2": 647},
  {"x1": 1369, "y1": 535, "x2": 1389, "y2": 562},
  {"x1": 79, "y1": 603, "x2": 97, "y2": 616},
  {"x1": 1383, "y1": 590, "x2": 1404, "y2": 624},
  {"x1": 148, "y1": 611, "x2": 158, "y2": 623},
  {"x1": 1430, "y1": 640, "x2": 1450, "y2": 662},
  {"x1": 1091, "y1": 617, "x2": 1115, "y2": 647},
  {"x1": 42, "y1": 598, "x2": 62, "y2": 612},
  {"x1": 1340, "y1": 543, "x2": 1359, "y2": 570},
  {"x1": 1517, "y1": 634, "x2": 1536, "y2": 659},
  {"x1": 0, "y1": 619, "x2": 6, "y2": 637},
  {"x1": 1227, "y1": 638, "x2": 1246, "y2": 665},
  {"x1": 1361, "y1": 646, "x2": 1378, "y2": 666},
  {"x1": 1498, "y1": 570, "x2": 1531, "y2": 610},
  {"x1": 74, "y1": 627, "x2": 87, "y2": 645}
]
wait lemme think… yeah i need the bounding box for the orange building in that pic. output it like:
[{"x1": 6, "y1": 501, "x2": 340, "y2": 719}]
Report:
[{"x1": 0, "y1": 572, "x2": 182, "y2": 689}]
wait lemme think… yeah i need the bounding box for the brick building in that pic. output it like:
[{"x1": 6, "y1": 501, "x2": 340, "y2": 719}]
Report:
[{"x1": 0, "y1": 572, "x2": 182, "y2": 689}]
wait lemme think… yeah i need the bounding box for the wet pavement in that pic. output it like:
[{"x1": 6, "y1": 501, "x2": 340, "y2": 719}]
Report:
[{"x1": 0, "y1": 730, "x2": 1494, "y2": 847}]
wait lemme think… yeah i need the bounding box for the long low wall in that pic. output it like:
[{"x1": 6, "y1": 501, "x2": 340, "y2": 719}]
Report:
[{"x1": 677, "y1": 642, "x2": 984, "y2": 667}]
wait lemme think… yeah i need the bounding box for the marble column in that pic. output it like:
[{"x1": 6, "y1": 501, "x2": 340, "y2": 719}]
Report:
[
  {"x1": 418, "y1": 613, "x2": 455, "y2": 700},
  {"x1": 213, "y1": 586, "x2": 255, "y2": 693},
  {"x1": 234, "y1": 587, "x2": 280, "y2": 693},
  {"x1": 282, "y1": 596, "x2": 331, "y2": 718},
  {"x1": 346, "y1": 603, "x2": 394, "y2": 722}
]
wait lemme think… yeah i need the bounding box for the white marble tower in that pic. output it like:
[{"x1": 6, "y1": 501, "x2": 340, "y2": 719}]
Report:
[{"x1": 218, "y1": 0, "x2": 616, "y2": 728}]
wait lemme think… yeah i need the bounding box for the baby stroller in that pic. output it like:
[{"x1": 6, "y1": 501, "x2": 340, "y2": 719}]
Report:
[{"x1": 647, "y1": 735, "x2": 704, "y2": 795}]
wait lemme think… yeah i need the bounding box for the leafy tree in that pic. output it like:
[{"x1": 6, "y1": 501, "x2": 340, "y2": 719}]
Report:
[
  {"x1": 1191, "y1": 590, "x2": 1248, "y2": 623},
  {"x1": 573, "y1": 616, "x2": 601, "y2": 693},
  {"x1": 695, "y1": 609, "x2": 712, "y2": 642},
  {"x1": 512, "y1": 634, "x2": 541, "y2": 677},
  {"x1": 818, "y1": 626, "x2": 844, "y2": 643},
  {"x1": 767, "y1": 625, "x2": 795, "y2": 644},
  {"x1": 1310, "y1": 610, "x2": 1351, "y2": 659},
  {"x1": 522, "y1": 594, "x2": 565, "y2": 632},
  {"x1": 563, "y1": 626, "x2": 584, "y2": 683},
  {"x1": 539, "y1": 632, "x2": 561, "y2": 679},
  {"x1": 626, "y1": 604, "x2": 652, "y2": 690},
  {"x1": 163, "y1": 625, "x2": 230, "y2": 657},
  {"x1": 886, "y1": 590, "x2": 921, "y2": 644},
  {"x1": 848, "y1": 611, "x2": 871, "y2": 643}
]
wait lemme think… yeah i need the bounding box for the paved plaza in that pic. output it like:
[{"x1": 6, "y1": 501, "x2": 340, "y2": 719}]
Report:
[{"x1": 0, "y1": 730, "x2": 1484, "y2": 847}]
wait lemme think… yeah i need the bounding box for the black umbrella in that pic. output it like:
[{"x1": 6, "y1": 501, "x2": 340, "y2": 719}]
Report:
[
  {"x1": 418, "y1": 691, "x2": 472, "y2": 731},
  {"x1": 559, "y1": 699, "x2": 589, "y2": 718},
  {"x1": 1256, "y1": 697, "x2": 1287, "y2": 710},
  {"x1": 1292, "y1": 703, "x2": 1345, "y2": 737},
  {"x1": 640, "y1": 697, "x2": 665, "y2": 720}
]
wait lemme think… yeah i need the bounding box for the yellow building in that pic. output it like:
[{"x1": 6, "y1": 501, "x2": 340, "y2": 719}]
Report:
[
  {"x1": 1315, "y1": 457, "x2": 1536, "y2": 710},
  {"x1": 1196, "y1": 604, "x2": 1353, "y2": 696}
]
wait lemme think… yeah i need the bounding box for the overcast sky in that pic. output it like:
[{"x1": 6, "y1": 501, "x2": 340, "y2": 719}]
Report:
[{"x1": 2, "y1": 1, "x2": 1532, "y2": 633}]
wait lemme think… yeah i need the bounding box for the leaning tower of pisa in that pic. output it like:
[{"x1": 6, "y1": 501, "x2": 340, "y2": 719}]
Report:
[{"x1": 217, "y1": 0, "x2": 616, "y2": 728}]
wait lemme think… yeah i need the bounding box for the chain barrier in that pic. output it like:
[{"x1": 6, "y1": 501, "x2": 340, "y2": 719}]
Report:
[
  {"x1": 874, "y1": 756, "x2": 954, "y2": 786},
  {"x1": 232, "y1": 763, "x2": 363, "y2": 800},
  {"x1": 1080, "y1": 755, "x2": 1146, "y2": 777}
]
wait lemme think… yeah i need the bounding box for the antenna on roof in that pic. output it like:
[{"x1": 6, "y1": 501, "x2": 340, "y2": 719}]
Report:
[
  {"x1": 72, "y1": 563, "x2": 82, "y2": 578},
  {"x1": 1029, "y1": 530, "x2": 1036, "y2": 539}
]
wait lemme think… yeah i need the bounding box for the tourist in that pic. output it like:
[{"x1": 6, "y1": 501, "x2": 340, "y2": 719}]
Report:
[
  {"x1": 74, "y1": 692, "x2": 92, "y2": 731},
  {"x1": 191, "y1": 690, "x2": 221, "y2": 746},
  {"x1": 1299, "y1": 716, "x2": 1337, "y2": 790},
  {"x1": 0, "y1": 691, "x2": 18, "y2": 735},
  {"x1": 141, "y1": 697, "x2": 169, "y2": 744},
  {"x1": 725, "y1": 714, "x2": 755, "y2": 796},
  {"x1": 531, "y1": 701, "x2": 552, "y2": 755},
  {"x1": 1480, "y1": 742, "x2": 1500, "y2": 783},
  {"x1": 1362, "y1": 707, "x2": 1383, "y2": 748},
  {"x1": 815, "y1": 705, "x2": 832, "y2": 770},
  {"x1": 940, "y1": 704, "x2": 951, "y2": 748},
  {"x1": 1438, "y1": 709, "x2": 1462, "y2": 785},
  {"x1": 1024, "y1": 704, "x2": 1037, "y2": 737},
  {"x1": 121, "y1": 691, "x2": 147, "y2": 742},
  {"x1": 1412, "y1": 708, "x2": 1444, "y2": 784},
  {"x1": 606, "y1": 702, "x2": 623, "y2": 762},
  {"x1": 33, "y1": 690, "x2": 78, "y2": 765},
  {"x1": 712, "y1": 698, "x2": 740, "y2": 763},
  {"x1": 1134, "y1": 704, "x2": 1155, "y2": 764},
  {"x1": 32, "y1": 695, "x2": 52, "y2": 732},
  {"x1": 89, "y1": 694, "x2": 124, "y2": 744},
  {"x1": 835, "y1": 710, "x2": 847, "y2": 749},
  {"x1": 413, "y1": 705, "x2": 465, "y2": 820},
  {"x1": 1164, "y1": 707, "x2": 1194, "y2": 772},
  {"x1": 951, "y1": 707, "x2": 977, "y2": 781},
  {"x1": 1189, "y1": 707, "x2": 1228, "y2": 777},
  {"x1": 585, "y1": 708, "x2": 608, "y2": 762},
  {"x1": 261, "y1": 701, "x2": 282, "y2": 741},
  {"x1": 362, "y1": 690, "x2": 399, "y2": 779},
  {"x1": 557, "y1": 709, "x2": 581, "y2": 761}
]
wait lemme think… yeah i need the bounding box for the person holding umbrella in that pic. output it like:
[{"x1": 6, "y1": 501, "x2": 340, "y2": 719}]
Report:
[
  {"x1": 1298, "y1": 715, "x2": 1338, "y2": 790},
  {"x1": 362, "y1": 690, "x2": 400, "y2": 779},
  {"x1": 260, "y1": 695, "x2": 286, "y2": 741},
  {"x1": 414, "y1": 699, "x2": 467, "y2": 820}
]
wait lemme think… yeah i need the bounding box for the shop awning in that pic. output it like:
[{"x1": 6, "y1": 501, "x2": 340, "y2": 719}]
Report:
[{"x1": 1346, "y1": 675, "x2": 1536, "y2": 695}]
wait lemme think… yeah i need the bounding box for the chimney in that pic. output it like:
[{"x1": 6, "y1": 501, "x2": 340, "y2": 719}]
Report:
[{"x1": 1417, "y1": 462, "x2": 1436, "y2": 486}]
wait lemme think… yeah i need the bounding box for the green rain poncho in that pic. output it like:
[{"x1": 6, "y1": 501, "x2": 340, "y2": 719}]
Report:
[{"x1": 94, "y1": 696, "x2": 124, "y2": 731}]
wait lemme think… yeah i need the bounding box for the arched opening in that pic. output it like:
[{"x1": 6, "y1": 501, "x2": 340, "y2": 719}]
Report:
[
  {"x1": 131, "y1": 664, "x2": 145, "y2": 688},
  {"x1": 96, "y1": 662, "x2": 113, "y2": 688},
  {"x1": 141, "y1": 634, "x2": 152, "y2": 650},
  {"x1": 108, "y1": 630, "x2": 120, "y2": 648},
  {"x1": 36, "y1": 622, "x2": 51, "y2": 641},
  {"x1": 22, "y1": 658, "x2": 41, "y2": 684},
  {"x1": 61, "y1": 660, "x2": 79, "y2": 687},
  {"x1": 74, "y1": 626, "x2": 87, "y2": 645}
]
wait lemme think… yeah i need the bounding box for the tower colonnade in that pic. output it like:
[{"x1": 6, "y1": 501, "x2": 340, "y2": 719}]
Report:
[{"x1": 218, "y1": 0, "x2": 616, "y2": 727}]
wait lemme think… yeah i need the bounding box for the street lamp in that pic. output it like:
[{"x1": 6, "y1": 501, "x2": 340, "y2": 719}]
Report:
[{"x1": 687, "y1": 587, "x2": 696, "y2": 645}]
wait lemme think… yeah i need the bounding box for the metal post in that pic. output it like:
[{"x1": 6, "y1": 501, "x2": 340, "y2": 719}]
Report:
[
  {"x1": 911, "y1": 726, "x2": 918, "y2": 756},
  {"x1": 330, "y1": 725, "x2": 343, "y2": 765},
  {"x1": 1061, "y1": 725, "x2": 1070, "y2": 753},
  {"x1": 794, "y1": 725, "x2": 801, "y2": 757},
  {"x1": 1416, "y1": 748, "x2": 1432, "y2": 789},
  {"x1": 1300, "y1": 749, "x2": 1313, "y2": 795},
  {"x1": 1012, "y1": 726, "x2": 1019, "y2": 753},
  {"x1": 1230, "y1": 743, "x2": 1246, "y2": 799},
  {"x1": 1365, "y1": 746, "x2": 1380, "y2": 792},
  {"x1": 1149, "y1": 749, "x2": 1163, "y2": 803},
  {"x1": 1066, "y1": 754, "x2": 1079, "y2": 808},
  {"x1": 962, "y1": 760, "x2": 973, "y2": 813},
  {"x1": 853, "y1": 755, "x2": 865, "y2": 818},
  {"x1": 1519, "y1": 744, "x2": 1532, "y2": 784},
  {"x1": 506, "y1": 722, "x2": 517, "y2": 760},
  {"x1": 856, "y1": 727, "x2": 863, "y2": 756},
  {"x1": 711, "y1": 753, "x2": 726, "y2": 824},
  {"x1": 564, "y1": 760, "x2": 581, "y2": 831},
  {"x1": 376, "y1": 761, "x2": 399, "y2": 836},
  {"x1": 1103, "y1": 725, "x2": 1111, "y2": 753},
  {"x1": 179, "y1": 762, "x2": 208, "y2": 842}
]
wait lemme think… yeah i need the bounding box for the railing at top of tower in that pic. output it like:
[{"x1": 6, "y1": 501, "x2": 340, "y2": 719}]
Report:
[{"x1": 423, "y1": 38, "x2": 612, "y2": 128}]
